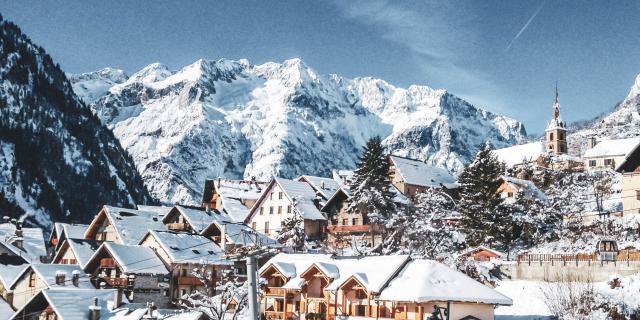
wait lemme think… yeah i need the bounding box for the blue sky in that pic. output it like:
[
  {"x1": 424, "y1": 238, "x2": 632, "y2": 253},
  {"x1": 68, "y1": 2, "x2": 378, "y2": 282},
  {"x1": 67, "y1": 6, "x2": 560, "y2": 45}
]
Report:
[{"x1": 3, "y1": 0, "x2": 640, "y2": 134}]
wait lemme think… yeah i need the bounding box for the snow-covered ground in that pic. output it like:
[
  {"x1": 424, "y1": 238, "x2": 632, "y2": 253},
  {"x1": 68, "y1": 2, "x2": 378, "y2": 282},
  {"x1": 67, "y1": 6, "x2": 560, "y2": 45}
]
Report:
[{"x1": 495, "y1": 280, "x2": 552, "y2": 319}]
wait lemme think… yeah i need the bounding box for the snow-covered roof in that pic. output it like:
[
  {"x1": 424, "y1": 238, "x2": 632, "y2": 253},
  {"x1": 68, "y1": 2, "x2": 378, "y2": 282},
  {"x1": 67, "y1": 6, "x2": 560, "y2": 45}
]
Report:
[
  {"x1": 53, "y1": 223, "x2": 89, "y2": 250},
  {"x1": 169, "y1": 206, "x2": 218, "y2": 233},
  {"x1": 56, "y1": 238, "x2": 101, "y2": 268},
  {"x1": 87, "y1": 242, "x2": 168, "y2": 275},
  {"x1": 10, "y1": 264, "x2": 93, "y2": 290},
  {"x1": 388, "y1": 155, "x2": 456, "y2": 188},
  {"x1": 248, "y1": 178, "x2": 327, "y2": 221},
  {"x1": 220, "y1": 197, "x2": 251, "y2": 222},
  {"x1": 583, "y1": 137, "x2": 640, "y2": 159},
  {"x1": 203, "y1": 217, "x2": 277, "y2": 247},
  {"x1": 493, "y1": 142, "x2": 545, "y2": 168},
  {"x1": 10, "y1": 288, "x2": 118, "y2": 320},
  {"x1": 461, "y1": 245, "x2": 505, "y2": 258},
  {"x1": 0, "y1": 257, "x2": 27, "y2": 289},
  {"x1": 297, "y1": 175, "x2": 341, "y2": 200},
  {"x1": 216, "y1": 179, "x2": 266, "y2": 200},
  {"x1": 377, "y1": 259, "x2": 512, "y2": 305},
  {"x1": 88, "y1": 206, "x2": 166, "y2": 245},
  {"x1": 0, "y1": 223, "x2": 47, "y2": 262},
  {"x1": 136, "y1": 205, "x2": 173, "y2": 216},
  {"x1": 260, "y1": 253, "x2": 410, "y2": 294},
  {"x1": 0, "y1": 296, "x2": 13, "y2": 320},
  {"x1": 142, "y1": 230, "x2": 232, "y2": 265},
  {"x1": 500, "y1": 176, "x2": 546, "y2": 200},
  {"x1": 332, "y1": 169, "x2": 355, "y2": 187}
]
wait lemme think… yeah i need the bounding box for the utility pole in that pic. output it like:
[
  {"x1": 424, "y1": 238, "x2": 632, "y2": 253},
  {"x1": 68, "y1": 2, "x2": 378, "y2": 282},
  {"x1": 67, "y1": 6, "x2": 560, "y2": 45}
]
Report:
[{"x1": 246, "y1": 255, "x2": 259, "y2": 320}]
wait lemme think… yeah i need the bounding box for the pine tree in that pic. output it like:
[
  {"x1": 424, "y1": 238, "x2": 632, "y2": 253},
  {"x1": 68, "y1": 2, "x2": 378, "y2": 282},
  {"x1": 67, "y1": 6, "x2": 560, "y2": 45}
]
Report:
[
  {"x1": 458, "y1": 142, "x2": 508, "y2": 247},
  {"x1": 347, "y1": 136, "x2": 396, "y2": 224}
]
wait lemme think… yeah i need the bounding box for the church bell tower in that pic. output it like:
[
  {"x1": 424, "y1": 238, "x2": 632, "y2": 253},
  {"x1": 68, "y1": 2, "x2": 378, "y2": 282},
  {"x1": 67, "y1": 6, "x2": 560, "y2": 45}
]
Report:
[{"x1": 545, "y1": 85, "x2": 567, "y2": 154}]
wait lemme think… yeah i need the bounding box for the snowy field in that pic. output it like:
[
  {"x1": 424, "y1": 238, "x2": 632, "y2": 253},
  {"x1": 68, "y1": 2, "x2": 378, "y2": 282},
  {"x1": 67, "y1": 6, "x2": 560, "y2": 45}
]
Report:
[{"x1": 494, "y1": 280, "x2": 552, "y2": 319}]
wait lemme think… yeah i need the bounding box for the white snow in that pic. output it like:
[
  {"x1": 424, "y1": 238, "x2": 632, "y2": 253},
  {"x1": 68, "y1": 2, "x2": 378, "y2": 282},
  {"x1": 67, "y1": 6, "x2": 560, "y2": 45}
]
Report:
[
  {"x1": 388, "y1": 155, "x2": 456, "y2": 188},
  {"x1": 143, "y1": 230, "x2": 232, "y2": 265},
  {"x1": 93, "y1": 242, "x2": 168, "y2": 275},
  {"x1": 583, "y1": 137, "x2": 640, "y2": 158},
  {"x1": 494, "y1": 280, "x2": 551, "y2": 319},
  {"x1": 378, "y1": 259, "x2": 512, "y2": 305},
  {"x1": 493, "y1": 142, "x2": 545, "y2": 168}
]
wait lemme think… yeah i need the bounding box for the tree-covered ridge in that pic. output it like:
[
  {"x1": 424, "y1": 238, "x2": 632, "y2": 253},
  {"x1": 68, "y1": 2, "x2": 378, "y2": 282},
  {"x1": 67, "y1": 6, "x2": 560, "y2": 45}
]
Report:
[{"x1": 0, "y1": 15, "x2": 153, "y2": 227}]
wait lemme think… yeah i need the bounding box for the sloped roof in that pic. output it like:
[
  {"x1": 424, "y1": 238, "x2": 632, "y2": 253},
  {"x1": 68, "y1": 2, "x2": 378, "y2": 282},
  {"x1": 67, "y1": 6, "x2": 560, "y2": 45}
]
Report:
[
  {"x1": 500, "y1": 176, "x2": 547, "y2": 200},
  {"x1": 276, "y1": 178, "x2": 326, "y2": 220},
  {"x1": 388, "y1": 155, "x2": 456, "y2": 188},
  {"x1": 378, "y1": 259, "x2": 512, "y2": 305},
  {"x1": 297, "y1": 175, "x2": 341, "y2": 200},
  {"x1": 142, "y1": 230, "x2": 232, "y2": 265},
  {"x1": 136, "y1": 205, "x2": 173, "y2": 216},
  {"x1": 220, "y1": 197, "x2": 251, "y2": 222},
  {"x1": 90, "y1": 206, "x2": 166, "y2": 245},
  {"x1": 617, "y1": 141, "x2": 640, "y2": 173},
  {"x1": 0, "y1": 296, "x2": 12, "y2": 319},
  {"x1": 10, "y1": 288, "x2": 118, "y2": 320},
  {"x1": 0, "y1": 223, "x2": 46, "y2": 262},
  {"x1": 87, "y1": 242, "x2": 168, "y2": 275},
  {"x1": 10, "y1": 264, "x2": 93, "y2": 290},
  {"x1": 168, "y1": 206, "x2": 219, "y2": 233},
  {"x1": 0, "y1": 258, "x2": 27, "y2": 289},
  {"x1": 61, "y1": 238, "x2": 101, "y2": 268},
  {"x1": 493, "y1": 142, "x2": 545, "y2": 168},
  {"x1": 584, "y1": 137, "x2": 640, "y2": 159},
  {"x1": 200, "y1": 212, "x2": 277, "y2": 247},
  {"x1": 259, "y1": 253, "x2": 409, "y2": 294}
]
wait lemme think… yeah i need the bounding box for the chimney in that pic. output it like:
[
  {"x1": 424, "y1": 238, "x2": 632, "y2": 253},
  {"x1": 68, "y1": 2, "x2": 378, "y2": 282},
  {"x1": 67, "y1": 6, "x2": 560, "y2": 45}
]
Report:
[
  {"x1": 88, "y1": 297, "x2": 101, "y2": 320},
  {"x1": 587, "y1": 136, "x2": 598, "y2": 149},
  {"x1": 2, "y1": 216, "x2": 8, "y2": 224},
  {"x1": 320, "y1": 181, "x2": 325, "y2": 189},
  {"x1": 313, "y1": 193, "x2": 322, "y2": 209},
  {"x1": 55, "y1": 270, "x2": 66, "y2": 286},
  {"x1": 220, "y1": 224, "x2": 227, "y2": 250},
  {"x1": 72, "y1": 270, "x2": 81, "y2": 287},
  {"x1": 13, "y1": 222, "x2": 23, "y2": 249},
  {"x1": 113, "y1": 288, "x2": 123, "y2": 308}
]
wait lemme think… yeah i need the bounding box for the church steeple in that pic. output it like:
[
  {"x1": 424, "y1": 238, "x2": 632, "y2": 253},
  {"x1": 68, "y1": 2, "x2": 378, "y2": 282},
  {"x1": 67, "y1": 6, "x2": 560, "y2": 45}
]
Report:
[{"x1": 545, "y1": 84, "x2": 568, "y2": 154}]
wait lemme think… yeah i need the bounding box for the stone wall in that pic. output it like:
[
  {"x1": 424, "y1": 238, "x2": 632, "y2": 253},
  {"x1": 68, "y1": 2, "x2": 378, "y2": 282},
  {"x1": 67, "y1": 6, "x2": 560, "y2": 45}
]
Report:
[{"x1": 502, "y1": 260, "x2": 640, "y2": 282}]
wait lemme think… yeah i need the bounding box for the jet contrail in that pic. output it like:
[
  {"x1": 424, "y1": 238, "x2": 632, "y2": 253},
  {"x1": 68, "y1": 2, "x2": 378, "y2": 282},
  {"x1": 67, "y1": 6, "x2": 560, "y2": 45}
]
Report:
[{"x1": 505, "y1": 0, "x2": 548, "y2": 51}]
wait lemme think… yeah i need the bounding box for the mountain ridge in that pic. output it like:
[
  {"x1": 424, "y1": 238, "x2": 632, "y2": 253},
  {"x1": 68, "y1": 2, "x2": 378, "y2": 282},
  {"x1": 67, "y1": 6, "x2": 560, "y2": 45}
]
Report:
[{"x1": 71, "y1": 58, "x2": 527, "y2": 205}]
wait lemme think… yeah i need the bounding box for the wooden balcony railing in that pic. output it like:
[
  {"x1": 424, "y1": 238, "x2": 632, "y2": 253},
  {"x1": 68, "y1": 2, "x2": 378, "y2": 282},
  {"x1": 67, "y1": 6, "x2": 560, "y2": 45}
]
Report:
[
  {"x1": 264, "y1": 287, "x2": 287, "y2": 296},
  {"x1": 100, "y1": 258, "x2": 116, "y2": 268},
  {"x1": 166, "y1": 223, "x2": 190, "y2": 231},
  {"x1": 264, "y1": 311, "x2": 296, "y2": 320},
  {"x1": 177, "y1": 276, "x2": 203, "y2": 286},
  {"x1": 101, "y1": 276, "x2": 129, "y2": 288}
]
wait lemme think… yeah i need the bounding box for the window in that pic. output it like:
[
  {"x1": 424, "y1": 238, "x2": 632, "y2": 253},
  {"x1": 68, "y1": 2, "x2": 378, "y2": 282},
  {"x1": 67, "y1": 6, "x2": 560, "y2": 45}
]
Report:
[
  {"x1": 278, "y1": 192, "x2": 283, "y2": 200},
  {"x1": 549, "y1": 132, "x2": 554, "y2": 140},
  {"x1": 252, "y1": 222, "x2": 256, "y2": 230},
  {"x1": 182, "y1": 269, "x2": 188, "y2": 276},
  {"x1": 589, "y1": 160, "x2": 596, "y2": 167},
  {"x1": 342, "y1": 219, "x2": 348, "y2": 226},
  {"x1": 181, "y1": 289, "x2": 187, "y2": 296},
  {"x1": 260, "y1": 207, "x2": 264, "y2": 215},
  {"x1": 507, "y1": 192, "x2": 514, "y2": 198},
  {"x1": 264, "y1": 222, "x2": 269, "y2": 234},
  {"x1": 270, "y1": 192, "x2": 274, "y2": 200},
  {"x1": 636, "y1": 190, "x2": 640, "y2": 201},
  {"x1": 352, "y1": 218, "x2": 359, "y2": 225},
  {"x1": 278, "y1": 206, "x2": 282, "y2": 214},
  {"x1": 269, "y1": 207, "x2": 274, "y2": 215},
  {"x1": 355, "y1": 290, "x2": 367, "y2": 299},
  {"x1": 29, "y1": 272, "x2": 36, "y2": 287},
  {"x1": 287, "y1": 205, "x2": 292, "y2": 213},
  {"x1": 604, "y1": 159, "x2": 613, "y2": 166}
]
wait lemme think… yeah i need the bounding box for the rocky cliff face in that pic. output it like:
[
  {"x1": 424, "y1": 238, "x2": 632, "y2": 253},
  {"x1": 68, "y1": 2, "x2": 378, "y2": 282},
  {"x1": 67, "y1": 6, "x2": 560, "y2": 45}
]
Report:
[
  {"x1": 72, "y1": 58, "x2": 526, "y2": 204},
  {"x1": 568, "y1": 75, "x2": 640, "y2": 156},
  {"x1": 0, "y1": 16, "x2": 152, "y2": 228}
]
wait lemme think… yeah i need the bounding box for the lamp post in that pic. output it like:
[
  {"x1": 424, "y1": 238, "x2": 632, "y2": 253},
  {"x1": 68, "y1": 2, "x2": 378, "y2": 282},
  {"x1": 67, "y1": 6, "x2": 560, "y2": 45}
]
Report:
[{"x1": 431, "y1": 301, "x2": 450, "y2": 320}]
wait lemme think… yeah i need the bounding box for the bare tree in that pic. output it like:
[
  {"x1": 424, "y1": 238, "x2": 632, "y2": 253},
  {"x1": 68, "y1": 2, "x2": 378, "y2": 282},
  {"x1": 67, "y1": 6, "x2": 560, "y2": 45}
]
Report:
[
  {"x1": 540, "y1": 270, "x2": 595, "y2": 319},
  {"x1": 181, "y1": 266, "x2": 249, "y2": 320}
]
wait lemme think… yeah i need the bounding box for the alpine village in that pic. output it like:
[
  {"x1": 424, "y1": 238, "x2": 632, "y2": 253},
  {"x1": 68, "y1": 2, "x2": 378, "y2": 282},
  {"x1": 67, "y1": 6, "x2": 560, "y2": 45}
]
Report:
[{"x1": 2, "y1": 7, "x2": 640, "y2": 320}]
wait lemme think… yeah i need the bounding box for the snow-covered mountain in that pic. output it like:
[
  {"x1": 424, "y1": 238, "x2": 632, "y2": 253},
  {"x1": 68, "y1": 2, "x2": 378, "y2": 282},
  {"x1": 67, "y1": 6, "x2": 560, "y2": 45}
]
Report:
[
  {"x1": 0, "y1": 16, "x2": 152, "y2": 228},
  {"x1": 72, "y1": 58, "x2": 527, "y2": 205},
  {"x1": 568, "y1": 75, "x2": 640, "y2": 156}
]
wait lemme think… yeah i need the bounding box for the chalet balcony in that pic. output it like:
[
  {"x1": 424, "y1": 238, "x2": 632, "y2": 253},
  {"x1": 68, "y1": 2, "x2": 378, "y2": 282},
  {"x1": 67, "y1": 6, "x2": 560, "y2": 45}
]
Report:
[
  {"x1": 177, "y1": 276, "x2": 203, "y2": 286},
  {"x1": 100, "y1": 258, "x2": 116, "y2": 268},
  {"x1": 167, "y1": 222, "x2": 190, "y2": 231},
  {"x1": 101, "y1": 276, "x2": 129, "y2": 288},
  {"x1": 264, "y1": 287, "x2": 287, "y2": 296},
  {"x1": 264, "y1": 311, "x2": 296, "y2": 320},
  {"x1": 327, "y1": 224, "x2": 382, "y2": 233}
]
